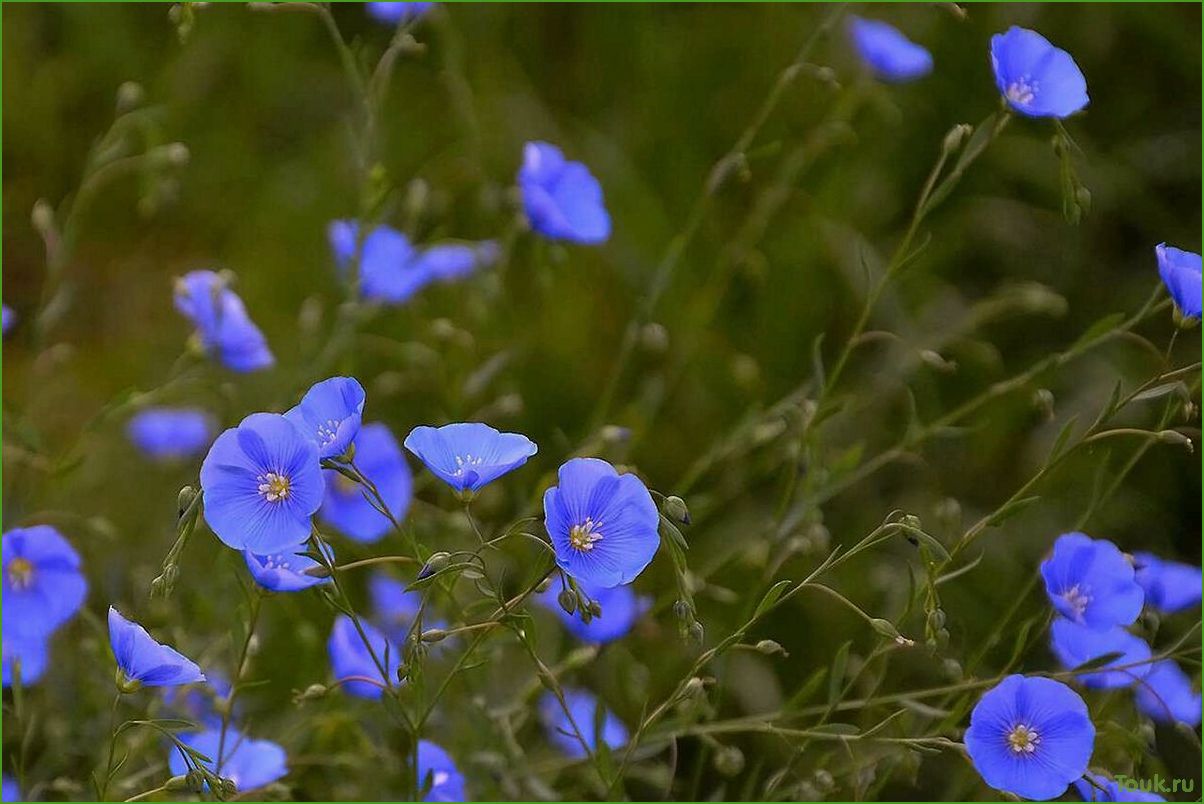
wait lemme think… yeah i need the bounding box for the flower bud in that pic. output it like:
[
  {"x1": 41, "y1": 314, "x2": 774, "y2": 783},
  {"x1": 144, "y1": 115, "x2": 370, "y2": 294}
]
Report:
[
  {"x1": 418, "y1": 552, "x2": 451, "y2": 579},
  {"x1": 299, "y1": 683, "x2": 327, "y2": 700},
  {"x1": 1032, "y1": 388, "x2": 1055, "y2": 420},
  {"x1": 687, "y1": 621, "x2": 705, "y2": 645},
  {"x1": 557, "y1": 588, "x2": 577, "y2": 615},
  {"x1": 662, "y1": 495, "x2": 691, "y2": 525},
  {"x1": 813, "y1": 769, "x2": 835, "y2": 793},
  {"x1": 185, "y1": 770, "x2": 206, "y2": 793},
  {"x1": 673, "y1": 599, "x2": 692, "y2": 621},
  {"x1": 587, "y1": 600, "x2": 602, "y2": 618},
  {"x1": 163, "y1": 775, "x2": 191, "y2": 792},
  {"x1": 682, "y1": 676, "x2": 706, "y2": 699},
  {"x1": 420, "y1": 628, "x2": 448, "y2": 644},
  {"x1": 600, "y1": 425, "x2": 631, "y2": 445},
  {"x1": 177, "y1": 484, "x2": 198, "y2": 514},
  {"x1": 713, "y1": 745, "x2": 745, "y2": 777},
  {"x1": 219, "y1": 778, "x2": 238, "y2": 798},
  {"x1": 942, "y1": 124, "x2": 973, "y2": 153},
  {"x1": 115, "y1": 81, "x2": 145, "y2": 114},
  {"x1": 640, "y1": 322, "x2": 669, "y2": 354},
  {"x1": 31, "y1": 199, "x2": 55, "y2": 235},
  {"x1": 926, "y1": 609, "x2": 946, "y2": 631},
  {"x1": 1157, "y1": 430, "x2": 1193, "y2": 452},
  {"x1": 942, "y1": 658, "x2": 963, "y2": 681},
  {"x1": 534, "y1": 575, "x2": 552, "y2": 594},
  {"x1": 755, "y1": 639, "x2": 788, "y2": 657}
]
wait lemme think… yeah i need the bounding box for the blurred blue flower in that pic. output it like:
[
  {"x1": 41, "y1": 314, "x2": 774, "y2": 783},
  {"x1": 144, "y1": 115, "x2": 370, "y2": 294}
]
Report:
[
  {"x1": 244, "y1": 543, "x2": 332, "y2": 593},
  {"x1": 1049, "y1": 618, "x2": 1152, "y2": 689},
  {"x1": 200, "y1": 413, "x2": 325, "y2": 553},
  {"x1": 3, "y1": 525, "x2": 88, "y2": 638},
  {"x1": 404, "y1": 422, "x2": 537, "y2": 498},
  {"x1": 1134, "y1": 660, "x2": 1202, "y2": 727},
  {"x1": 321, "y1": 423, "x2": 413, "y2": 543},
  {"x1": 990, "y1": 27, "x2": 1088, "y2": 118},
  {"x1": 1154, "y1": 244, "x2": 1201, "y2": 318},
  {"x1": 2, "y1": 775, "x2": 18, "y2": 802},
  {"x1": 416, "y1": 740, "x2": 466, "y2": 802},
  {"x1": 328, "y1": 614, "x2": 401, "y2": 699},
  {"x1": 2, "y1": 305, "x2": 14, "y2": 336},
  {"x1": 109, "y1": 607, "x2": 205, "y2": 689},
  {"x1": 849, "y1": 17, "x2": 933, "y2": 82},
  {"x1": 168, "y1": 728, "x2": 288, "y2": 793},
  {"x1": 1133, "y1": 551, "x2": 1202, "y2": 613},
  {"x1": 544, "y1": 458, "x2": 659, "y2": 589},
  {"x1": 367, "y1": 2, "x2": 433, "y2": 24},
  {"x1": 284, "y1": 376, "x2": 366, "y2": 459},
  {"x1": 518, "y1": 141, "x2": 610, "y2": 244},
  {"x1": 540, "y1": 688, "x2": 628, "y2": 758},
  {"x1": 126, "y1": 407, "x2": 214, "y2": 461},
  {"x1": 1039, "y1": 532, "x2": 1144, "y2": 630},
  {"x1": 964, "y1": 674, "x2": 1094, "y2": 801},
  {"x1": 539, "y1": 581, "x2": 649, "y2": 643},
  {"x1": 174, "y1": 270, "x2": 274, "y2": 372},
  {"x1": 163, "y1": 670, "x2": 232, "y2": 726},
  {"x1": 369, "y1": 573, "x2": 447, "y2": 643},
  {"x1": 1075, "y1": 774, "x2": 1166, "y2": 802},
  {"x1": 415, "y1": 240, "x2": 501, "y2": 284},
  {"x1": 3, "y1": 632, "x2": 49, "y2": 688}
]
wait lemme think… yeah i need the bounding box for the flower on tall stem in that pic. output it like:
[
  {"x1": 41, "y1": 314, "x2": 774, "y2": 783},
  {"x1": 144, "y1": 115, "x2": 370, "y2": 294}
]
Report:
[
  {"x1": 126, "y1": 407, "x2": 214, "y2": 461},
  {"x1": 404, "y1": 422, "x2": 537, "y2": 499},
  {"x1": 108, "y1": 607, "x2": 205, "y2": 690},
  {"x1": 518, "y1": 141, "x2": 610, "y2": 244},
  {"x1": 1154, "y1": 244, "x2": 1202, "y2": 319},
  {"x1": 1132, "y1": 551, "x2": 1202, "y2": 613},
  {"x1": 2, "y1": 633, "x2": 49, "y2": 688},
  {"x1": 1049, "y1": 618, "x2": 1152, "y2": 689},
  {"x1": 848, "y1": 17, "x2": 933, "y2": 83},
  {"x1": 1134, "y1": 660, "x2": 1202, "y2": 727}
]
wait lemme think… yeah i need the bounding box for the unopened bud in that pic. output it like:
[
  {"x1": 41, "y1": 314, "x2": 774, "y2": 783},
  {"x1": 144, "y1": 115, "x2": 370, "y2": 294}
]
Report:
[
  {"x1": 1032, "y1": 388, "x2": 1055, "y2": 420},
  {"x1": 177, "y1": 484, "x2": 198, "y2": 514},
  {"x1": 557, "y1": 588, "x2": 576, "y2": 615},
  {"x1": 870, "y1": 618, "x2": 913, "y2": 646},
  {"x1": 640, "y1": 322, "x2": 669, "y2": 354},
  {"x1": 420, "y1": 628, "x2": 448, "y2": 644},
  {"x1": 754, "y1": 639, "x2": 788, "y2": 657},
  {"x1": 942, "y1": 124, "x2": 973, "y2": 153},
  {"x1": 663, "y1": 495, "x2": 691, "y2": 525},
  {"x1": 927, "y1": 609, "x2": 946, "y2": 631},
  {"x1": 587, "y1": 600, "x2": 602, "y2": 618},
  {"x1": 673, "y1": 600, "x2": 692, "y2": 621},
  {"x1": 600, "y1": 425, "x2": 631, "y2": 445},
  {"x1": 1074, "y1": 186, "x2": 1092, "y2": 215},
  {"x1": 418, "y1": 552, "x2": 451, "y2": 579},
  {"x1": 713, "y1": 745, "x2": 745, "y2": 777},
  {"x1": 184, "y1": 770, "x2": 205, "y2": 793},
  {"x1": 899, "y1": 514, "x2": 922, "y2": 531},
  {"x1": 163, "y1": 775, "x2": 191, "y2": 792},
  {"x1": 1157, "y1": 430, "x2": 1193, "y2": 452},
  {"x1": 299, "y1": 683, "x2": 327, "y2": 700},
  {"x1": 219, "y1": 778, "x2": 238, "y2": 797},
  {"x1": 942, "y1": 658, "x2": 963, "y2": 681},
  {"x1": 115, "y1": 81, "x2": 145, "y2": 114},
  {"x1": 687, "y1": 621, "x2": 705, "y2": 645},
  {"x1": 682, "y1": 677, "x2": 706, "y2": 699},
  {"x1": 31, "y1": 199, "x2": 55, "y2": 235}
]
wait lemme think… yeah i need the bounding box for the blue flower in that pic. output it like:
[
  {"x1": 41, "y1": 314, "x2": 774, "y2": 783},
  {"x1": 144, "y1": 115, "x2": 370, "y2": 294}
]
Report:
[
  {"x1": 544, "y1": 458, "x2": 659, "y2": 589},
  {"x1": 518, "y1": 142, "x2": 610, "y2": 244},
  {"x1": 3, "y1": 632, "x2": 49, "y2": 688},
  {"x1": 367, "y1": 2, "x2": 433, "y2": 24},
  {"x1": 415, "y1": 740, "x2": 466, "y2": 802},
  {"x1": 849, "y1": 17, "x2": 933, "y2": 83},
  {"x1": 990, "y1": 27, "x2": 1088, "y2": 118},
  {"x1": 539, "y1": 581, "x2": 649, "y2": 643},
  {"x1": 1075, "y1": 774, "x2": 1166, "y2": 802},
  {"x1": 540, "y1": 688, "x2": 628, "y2": 758},
  {"x1": 1133, "y1": 551, "x2": 1202, "y2": 613},
  {"x1": 168, "y1": 728, "x2": 288, "y2": 793},
  {"x1": 1050, "y1": 618, "x2": 1152, "y2": 689},
  {"x1": 109, "y1": 607, "x2": 205, "y2": 689},
  {"x1": 3, "y1": 525, "x2": 88, "y2": 638},
  {"x1": 2, "y1": 305, "x2": 14, "y2": 336},
  {"x1": 2, "y1": 775, "x2": 18, "y2": 802},
  {"x1": 200, "y1": 413, "x2": 325, "y2": 553},
  {"x1": 1134, "y1": 660, "x2": 1202, "y2": 727},
  {"x1": 163, "y1": 671, "x2": 232, "y2": 726},
  {"x1": 126, "y1": 407, "x2": 214, "y2": 461},
  {"x1": 284, "y1": 377, "x2": 366, "y2": 459},
  {"x1": 964, "y1": 674, "x2": 1095, "y2": 801},
  {"x1": 328, "y1": 615, "x2": 401, "y2": 699},
  {"x1": 173, "y1": 270, "x2": 274, "y2": 373},
  {"x1": 404, "y1": 422, "x2": 537, "y2": 498},
  {"x1": 321, "y1": 423, "x2": 413, "y2": 543},
  {"x1": 243, "y1": 543, "x2": 332, "y2": 593},
  {"x1": 1039, "y1": 532, "x2": 1144, "y2": 630},
  {"x1": 369, "y1": 573, "x2": 447, "y2": 643},
  {"x1": 1154, "y1": 244, "x2": 1201, "y2": 318},
  {"x1": 414, "y1": 240, "x2": 501, "y2": 284}
]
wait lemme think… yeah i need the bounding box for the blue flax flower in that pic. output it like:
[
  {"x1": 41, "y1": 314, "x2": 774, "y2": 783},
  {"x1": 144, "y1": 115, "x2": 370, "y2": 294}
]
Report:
[
  {"x1": 367, "y1": 2, "x2": 433, "y2": 24},
  {"x1": 541, "y1": 688, "x2": 628, "y2": 758},
  {"x1": 1039, "y1": 532, "x2": 1144, "y2": 629},
  {"x1": 3, "y1": 632, "x2": 49, "y2": 688},
  {"x1": 416, "y1": 740, "x2": 466, "y2": 802},
  {"x1": 328, "y1": 615, "x2": 401, "y2": 699},
  {"x1": 544, "y1": 458, "x2": 659, "y2": 588},
  {"x1": 849, "y1": 17, "x2": 933, "y2": 82},
  {"x1": 404, "y1": 422, "x2": 537, "y2": 498},
  {"x1": 109, "y1": 607, "x2": 205, "y2": 689},
  {"x1": 127, "y1": 407, "x2": 214, "y2": 461},
  {"x1": 2, "y1": 305, "x2": 14, "y2": 336},
  {"x1": 539, "y1": 581, "x2": 649, "y2": 643},
  {"x1": 1050, "y1": 618, "x2": 1152, "y2": 689},
  {"x1": 1135, "y1": 660, "x2": 1201, "y2": 727},
  {"x1": 168, "y1": 728, "x2": 288, "y2": 793},
  {"x1": 3, "y1": 525, "x2": 87, "y2": 638},
  {"x1": 173, "y1": 270, "x2": 273, "y2": 372},
  {"x1": 1075, "y1": 774, "x2": 1166, "y2": 802},
  {"x1": 1155, "y1": 244, "x2": 1202, "y2": 318},
  {"x1": 284, "y1": 376, "x2": 366, "y2": 459},
  {"x1": 200, "y1": 413, "x2": 324, "y2": 553},
  {"x1": 244, "y1": 542, "x2": 332, "y2": 593},
  {"x1": 990, "y1": 27, "x2": 1088, "y2": 118},
  {"x1": 964, "y1": 674, "x2": 1094, "y2": 801},
  {"x1": 2, "y1": 776, "x2": 18, "y2": 802},
  {"x1": 518, "y1": 142, "x2": 610, "y2": 244},
  {"x1": 321, "y1": 423, "x2": 413, "y2": 543},
  {"x1": 1133, "y1": 551, "x2": 1202, "y2": 613}
]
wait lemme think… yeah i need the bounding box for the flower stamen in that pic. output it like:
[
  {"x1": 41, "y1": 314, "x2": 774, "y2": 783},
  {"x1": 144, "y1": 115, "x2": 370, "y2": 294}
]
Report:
[
  {"x1": 1006, "y1": 77, "x2": 1037, "y2": 106},
  {"x1": 1007, "y1": 723, "x2": 1040, "y2": 754},
  {"x1": 258, "y1": 472, "x2": 292, "y2": 503},
  {"x1": 569, "y1": 518, "x2": 604, "y2": 552},
  {"x1": 1061, "y1": 584, "x2": 1092, "y2": 618},
  {"x1": 6, "y1": 557, "x2": 34, "y2": 590}
]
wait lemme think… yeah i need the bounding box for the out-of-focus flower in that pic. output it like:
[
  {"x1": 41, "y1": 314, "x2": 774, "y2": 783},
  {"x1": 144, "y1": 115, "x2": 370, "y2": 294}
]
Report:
[
  {"x1": 540, "y1": 688, "x2": 628, "y2": 758},
  {"x1": 1154, "y1": 244, "x2": 1202, "y2": 318},
  {"x1": 1039, "y1": 532, "x2": 1144, "y2": 629},
  {"x1": 404, "y1": 422, "x2": 537, "y2": 498},
  {"x1": 518, "y1": 142, "x2": 610, "y2": 244},
  {"x1": 1134, "y1": 660, "x2": 1202, "y2": 727},
  {"x1": 200, "y1": 413, "x2": 324, "y2": 553},
  {"x1": 539, "y1": 581, "x2": 649, "y2": 643},
  {"x1": 284, "y1": 376, "x2": 366, "y2": 459},
  {"x1": 990, "y1": 27, "x2": 1088, "y2": 118},
  {"x1": 244, "y1": 543, "x2": 332, "y2": 593},
  {"x1": 366, "y1": 2, "x2": 433, "y2": 25},
  {"x1": 3, "y1": 525, "x2": 87, "y2": 638},
  {"x1": 162, "y1": 670, "x2": 232, "y2": 726},
  {"x1": 2, "y1": 633, "x2": 49, "y2": 688},
  {"x1": 415, "y1": 740, "x2": 466, "y2": 802},
  {"x1": 327, "y1": 615, "x2": 401, "y2": 699},
  {"x1": 1049, "y1": 619, "x2": 1152, "y2": 689},
  {"x1": 1133, "y1": 551, "x2": 1202, "y2": 613},
  {"x1": 109, "y1": 607, "x2": 205, "y2": 689},
  {"x1": 964, "y1": 674, "x2": 1094, "y2": 800},
  {"x1": 2, "y1": 775, "x2": 19, "y2": 802},
  {"x1": 368, "y1": 573, "x2": 446, "y2": 643},
  {"x1": 849, "y1": 17, "x2": 932, "y2": 82},
  {"x1": 167, "y1": 728, "x2": 288, "y2": 793},
  {"x1": 544, "y1": 458, "x2": 659, "y2": 588},
  {"x1": 1074, "y1": 773, "x2": 1166, "y2": 802},
  {"x1": 127, "y1": 408, "x2": 215, "y2": 461},
  {"x1": 174, "y1": 270, "x2": 274, "y2": 372},
  {"x1": 2, "y1": 305, "x2": 14, "y2": 336},
  {"x1": 321, "y1": 423, "x2": 412, "y2": 543}
]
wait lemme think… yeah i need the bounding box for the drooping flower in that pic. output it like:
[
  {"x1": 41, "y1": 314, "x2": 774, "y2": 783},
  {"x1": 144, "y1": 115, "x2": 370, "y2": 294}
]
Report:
[
  {"x1": 243, "y1": 543, "x2": 332, "y2": 593},
  {"x1": 2, "y1": 305, "x2": 14, "y2": 336},
  {"x1": 544, "y1": 458, "x2": 659, "y2": 589},
  {"x1": 539, "y1": 581, "x2": 649, "y2": 644},
  {"x1": 3, "y1": 525, "x2": 88, "y2": 638},
  {"x1": 540, "y1": 688, "x2": 629, "y2": 758},
  {"x1": 2, "y1": 775, "x2": 19, "y2": 803},
  {"x1": 1049, "y1": 618, "x2": 1152, "y2": 689},
  {"x1": 1133, "y1": 551, "x2": 1202, "y2": 613},
  {"x1": 327, "y1": 615, "x2": 401, "y2": 699},
  {"x1": 284, "y1": 376, "x2": 366, "y2": 459},
  {"x1": 990, "y1": 27, "x2": 1088, "y2": 118},
  {"x1": 1074, "y1": 773, "x2": 1166, "y2": 802},
  {"x1": 404, "y1": 422, "x2": 537, "y2": 498},
  {"x1": 1155, "y1": 244, "x2": 1202, "y2": 318},
  {"x1": 964, "y1": 674, "x2": 1095, "y2": 801},
  {"x1": 173, "y1": 270, "x2": 274, "y2": 373},
  {"x1": 126, "y1": 407, "x2": 215, "y2": 461},
  {"x1": 369, "y1": 573, "x2": 447, "y2": 644},
  {"x1": 321, "y1": 423, "x2": 413, "y2": 543},
  {"x1": 1134, "y1": 660, "x2": 1202, "y2": 727},
  {"x1": 1039, "y1": 532, "x2": 1144, "y2": 630},
  {"x1": 109, "y1": 607, "x2": 205, "y2": 689},
  {"x1": 415, "y1": 740, "x2": 466, "y2": 803},
  {"x1": 200, "y1": 413, "x2": 324, "y2": 553},
  {"x1": 848, "y1": 17, "x2": 933, "y2": 83},
  {"x1": 168, "y1": 728, "x2": 288, "y2": 793},
  {"x1": 518, "y1": 142, "x2": 610, "y2": 244},
  {"x1": 366, "y1": 2, "x2": 434, "y2": 25},
  {"x1": 2, "y1": 632, "x2": 48, "y2": 688}
]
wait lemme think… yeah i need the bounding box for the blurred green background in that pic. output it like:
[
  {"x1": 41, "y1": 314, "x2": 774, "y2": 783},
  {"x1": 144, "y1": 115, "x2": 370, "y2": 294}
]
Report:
[{"x1": 3, "y1": 3, "x2": 1200, "y2": 801}]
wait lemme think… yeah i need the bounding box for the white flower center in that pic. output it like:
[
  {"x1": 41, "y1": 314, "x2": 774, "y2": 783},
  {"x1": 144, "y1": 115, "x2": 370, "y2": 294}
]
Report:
[
  {"x1": 569, "y1": 518, "x2": 604, "y2": 552},
  {"x1": 6, "y1": 557, "x2": 34, "y2": 591},
  {"x1": 451, "y1": 453, "x2": 484, "y2": 477},
  {"x1": 1007, "y1": 723, "x2": 1040, "y2": 754},
  {"x1": 1062, "y1": 584, "x2": 1092, "y2": 618},
  {"x1": 316, "y1": 418, "x2": 341, "y2": 446},
  {"x1": 258, "y1": 471, "x2": 292, "y2": 503},
  {"x1": 1006, "y1": 77, "x2": 1037, "y2": 106},
  {"x1": 432, "y1": 771, "x2": 450, "y2": 788}
]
